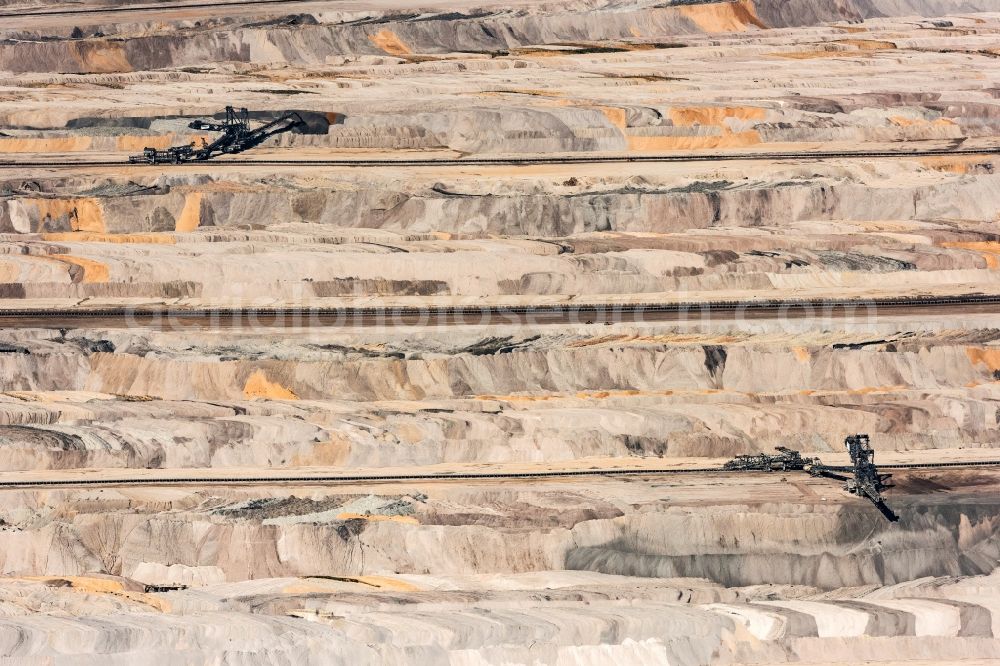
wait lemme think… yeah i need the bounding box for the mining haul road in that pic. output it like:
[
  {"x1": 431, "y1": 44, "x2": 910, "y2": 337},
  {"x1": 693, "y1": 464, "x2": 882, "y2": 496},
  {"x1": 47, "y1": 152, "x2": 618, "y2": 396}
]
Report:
[
  {"x1": 0, "y1": 295, "x2": 996, "y2": 329},
  {"x1": 1, "y1": 146, "x2": 999, "y2": 170},
  {"x1": 0, "y1": 460, "x2": 997, "y2": 489}
]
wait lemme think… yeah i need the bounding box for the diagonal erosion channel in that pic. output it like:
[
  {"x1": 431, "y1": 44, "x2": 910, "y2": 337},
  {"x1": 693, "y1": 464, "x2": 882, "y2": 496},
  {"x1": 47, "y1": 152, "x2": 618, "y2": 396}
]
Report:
[{"x1": 0, "y1": 294, "x2": 998, "y2": 329}]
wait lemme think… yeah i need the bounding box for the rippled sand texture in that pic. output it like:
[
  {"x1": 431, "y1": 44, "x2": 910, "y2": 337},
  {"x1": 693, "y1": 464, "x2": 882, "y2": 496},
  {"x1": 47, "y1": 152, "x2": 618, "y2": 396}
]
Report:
[{"x1": 2, "y1": 0, "x2": 1000, "y2": 664}]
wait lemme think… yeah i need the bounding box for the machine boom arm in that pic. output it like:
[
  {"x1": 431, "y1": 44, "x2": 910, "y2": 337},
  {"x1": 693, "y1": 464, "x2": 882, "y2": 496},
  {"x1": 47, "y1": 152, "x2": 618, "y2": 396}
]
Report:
[
  {"x1": 129, "y1": 107, "x2": 305, "y2": 164},
  {"x1": 724, "y1": 435, "x2": 899, "y2": 522}
]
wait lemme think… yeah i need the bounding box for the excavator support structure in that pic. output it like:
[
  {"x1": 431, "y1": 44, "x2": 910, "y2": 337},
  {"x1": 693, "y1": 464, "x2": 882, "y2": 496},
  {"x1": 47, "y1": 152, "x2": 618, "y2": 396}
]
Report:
[
  {"x1": 723, "y1": 435, "x2": 899, "y2": 521},
  {"x1": 129, "y1": 106, "x2": 305, "y2": 164}
]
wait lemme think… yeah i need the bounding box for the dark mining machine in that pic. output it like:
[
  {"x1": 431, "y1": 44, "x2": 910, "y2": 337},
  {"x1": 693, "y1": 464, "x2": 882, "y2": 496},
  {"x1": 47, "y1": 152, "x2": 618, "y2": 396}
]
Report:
[
  {"x1": 808, "y1": 434, "x2": 899, "y2": 522},
  {"x1": 128, "y1": 106, "x2": 305, "y2": 164},
  {"x1": 722, "y1": 446, "x2": 817, "y2": 472},
  {"x1": 722, "y1": 435, "x2": 899, "y2": 521}
]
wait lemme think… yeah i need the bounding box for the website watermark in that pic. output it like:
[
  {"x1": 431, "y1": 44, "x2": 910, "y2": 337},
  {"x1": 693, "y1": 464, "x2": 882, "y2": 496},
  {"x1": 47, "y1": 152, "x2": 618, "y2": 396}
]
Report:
[{"x1": 108, "y1": 286, "x2": 888, "y2": 333}]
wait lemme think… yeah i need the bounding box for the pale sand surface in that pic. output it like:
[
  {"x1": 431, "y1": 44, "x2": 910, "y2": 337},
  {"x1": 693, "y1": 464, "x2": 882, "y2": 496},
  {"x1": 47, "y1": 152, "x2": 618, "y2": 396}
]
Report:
[{"x1": 1, "y1": 0, "x2": 1000, "y2": 662}]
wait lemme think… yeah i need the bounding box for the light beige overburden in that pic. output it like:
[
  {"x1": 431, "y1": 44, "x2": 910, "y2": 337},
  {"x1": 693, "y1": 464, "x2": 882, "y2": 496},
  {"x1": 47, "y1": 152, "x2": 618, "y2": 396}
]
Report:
[{"x1": 1, "y1": 0, "x2": 1000, "y2": 663}]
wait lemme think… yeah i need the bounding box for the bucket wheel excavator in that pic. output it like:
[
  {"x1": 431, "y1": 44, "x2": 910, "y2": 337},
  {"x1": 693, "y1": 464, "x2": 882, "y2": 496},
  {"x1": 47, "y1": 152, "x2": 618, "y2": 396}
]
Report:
[
  {"x1": 722, "y1": 434, "x2": 899, "y2": 521},
  {"x1": 129, "y1": 106, "x2": 305, "y2": 164},
  {"x1": 808, "y1": 434, "x2": 898, "y2": 522}
]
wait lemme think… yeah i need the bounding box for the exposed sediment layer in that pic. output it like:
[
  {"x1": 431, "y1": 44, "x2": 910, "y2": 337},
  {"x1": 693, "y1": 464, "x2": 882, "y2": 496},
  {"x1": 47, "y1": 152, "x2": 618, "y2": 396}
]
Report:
[
  {"x1": 0, "y1": 471, "x2": 996, "y2": 587},
  {"x1": 1, "y1": 1, "x2": 999, "y2": 662},
  {"x1": 3, "y1": 158, "x2": 1000, "y2": 301},
  {"x1": 0, "y1": 568, "x2": 997, "y2": 664},
  {"x1": 0, "y1": 322, "x2": 998, "y2": 471},
  {"x1": 2, "y1": 6, "x2": 999, "y2": 157},
  {"x1": 1, "y1": 0, "x2": 997, "y2": 74}
]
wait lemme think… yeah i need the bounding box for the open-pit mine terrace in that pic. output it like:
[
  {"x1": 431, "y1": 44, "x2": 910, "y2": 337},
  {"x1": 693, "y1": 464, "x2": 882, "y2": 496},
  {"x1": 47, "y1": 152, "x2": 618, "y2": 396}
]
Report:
[{"x1": 2, "y1": 0, "x2": 1000, "y2": 663}]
